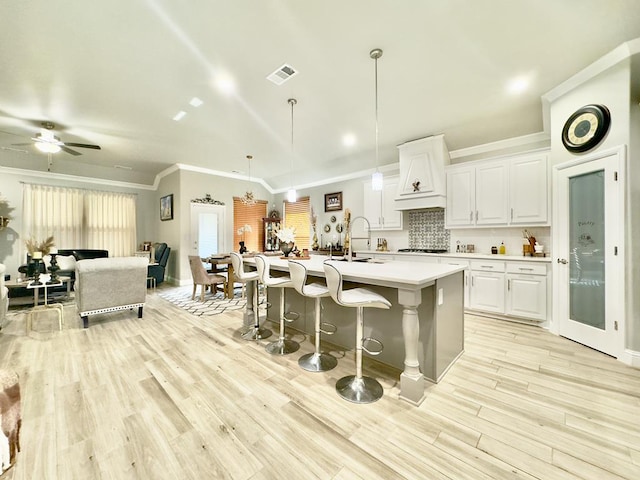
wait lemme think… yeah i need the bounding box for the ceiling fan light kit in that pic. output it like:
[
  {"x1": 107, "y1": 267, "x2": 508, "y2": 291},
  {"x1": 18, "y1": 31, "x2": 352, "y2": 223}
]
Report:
[{"x1": 12, "y1": 121, "x2": 101, "y2": 158}]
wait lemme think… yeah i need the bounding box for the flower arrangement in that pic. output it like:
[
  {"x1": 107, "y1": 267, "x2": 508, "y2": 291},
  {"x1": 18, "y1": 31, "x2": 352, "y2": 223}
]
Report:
[
  {"x1": 25, "y1": 235, "x2": 55, "y2": 256},
  {"x1": 275, "y1": 226, "x2": 296, "y2": 244},
  {"x1": 237, "y1": 223, "x2": 252, "y2": 240}
]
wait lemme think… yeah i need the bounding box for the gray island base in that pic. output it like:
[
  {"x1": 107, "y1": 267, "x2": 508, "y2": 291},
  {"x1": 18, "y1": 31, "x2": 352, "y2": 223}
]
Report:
[{"x1": 243, "y1": 256, "x2": 465, "y2": 405}]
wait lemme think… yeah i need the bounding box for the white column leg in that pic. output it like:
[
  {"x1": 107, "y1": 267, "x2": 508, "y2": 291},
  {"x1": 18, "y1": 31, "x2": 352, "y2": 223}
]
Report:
[{"x1": 398, "y1": 287, "x2": 425, "y2": 406}]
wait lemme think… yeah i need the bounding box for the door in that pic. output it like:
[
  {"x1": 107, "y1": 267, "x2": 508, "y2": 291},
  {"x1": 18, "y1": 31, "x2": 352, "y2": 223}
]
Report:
[
  {"x1": 510, "y1": 152, "x2": 549, "y2": 225},
  {"x1": 190, "y1": 203, "x2": 226, "y2": 257},
  {"x1": 554, "y1": 150, "x2": 624, "y2": 357}
]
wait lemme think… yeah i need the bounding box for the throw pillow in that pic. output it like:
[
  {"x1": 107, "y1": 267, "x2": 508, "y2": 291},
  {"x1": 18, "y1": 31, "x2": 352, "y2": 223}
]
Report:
[{"x1": 56, "y1": 255, "x2": 77, "y2": 272}]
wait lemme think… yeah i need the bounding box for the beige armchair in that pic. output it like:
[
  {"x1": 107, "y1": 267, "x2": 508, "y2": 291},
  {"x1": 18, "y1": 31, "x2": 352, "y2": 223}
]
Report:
[
  {"x1": 75, "y1": 257, "x2": 148, "y2": 328},
  {"x1": 188, "y1": 256, "x2": 227, "y2": 301}
]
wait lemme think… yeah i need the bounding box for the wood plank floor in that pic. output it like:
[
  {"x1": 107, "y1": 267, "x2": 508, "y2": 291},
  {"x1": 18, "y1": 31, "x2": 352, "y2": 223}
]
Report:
[{"x1": 1, "y1": 287, "x2": 639, "y2": 479}]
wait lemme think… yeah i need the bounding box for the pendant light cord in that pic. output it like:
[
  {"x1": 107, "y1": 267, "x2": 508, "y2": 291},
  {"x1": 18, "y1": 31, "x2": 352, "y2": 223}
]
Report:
[{"x1": 374, "y1": 53, "x2": 379, "y2": 172}]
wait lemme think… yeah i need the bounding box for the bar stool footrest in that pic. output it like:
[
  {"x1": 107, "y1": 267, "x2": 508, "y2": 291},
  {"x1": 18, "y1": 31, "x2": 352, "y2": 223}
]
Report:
[
  {"x1": 319, "y1": 322, "x2": 337, "y2": 335},
  {"x1": 241, "y1": 326, "x2": 272, "y2": 341},
  {"x1": 362, "y1": 337, "x2": 384, "y2": 356},
  {"x1": 283, "y1": 311, "x2": 300, "y2": 323}
]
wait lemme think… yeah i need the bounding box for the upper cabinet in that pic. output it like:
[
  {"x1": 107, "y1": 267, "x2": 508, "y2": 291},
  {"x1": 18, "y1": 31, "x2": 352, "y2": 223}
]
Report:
[
  {"x1": 445, "y1": 150, "x2": 549, "y2": 228},
  {"x1": 395, "y1": 135, "x2": 451, "y2": 211},
  {"x1": 364, "y1": 175, "x2": 403, "y2": 230}
]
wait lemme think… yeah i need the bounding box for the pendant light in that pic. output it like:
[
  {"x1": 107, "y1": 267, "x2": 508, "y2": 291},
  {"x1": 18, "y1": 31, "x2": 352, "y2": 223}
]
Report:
[
  {"x1": 240, "y1": 154, "x2": 256, "y2": 206},
  {"x1": 287, "y1": 98, "x2": 297, "y2": 203},
  {"x1": 370, "y1": 48, "x2": 383, "y2": 191}
]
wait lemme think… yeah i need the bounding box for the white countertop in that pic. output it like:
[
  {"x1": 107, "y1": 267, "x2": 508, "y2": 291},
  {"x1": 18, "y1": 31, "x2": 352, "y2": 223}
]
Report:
[
  {"x1": 245, "y1": 254, "x2": 465, "y2": 290},
  {"x1": 355, "y1": 250, "x2": 552, "y2": 263}
]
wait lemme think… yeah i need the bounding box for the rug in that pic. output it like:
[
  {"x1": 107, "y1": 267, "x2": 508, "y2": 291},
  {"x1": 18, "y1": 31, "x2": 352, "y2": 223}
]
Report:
[{"x1": 158, "y1": 286, "x2": 260, "y2": 317}]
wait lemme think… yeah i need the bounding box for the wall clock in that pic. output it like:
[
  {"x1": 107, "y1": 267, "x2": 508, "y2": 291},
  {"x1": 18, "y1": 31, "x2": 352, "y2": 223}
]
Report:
[{"x1": 561, "y1": 104, "x2": 610, "y2": 153}]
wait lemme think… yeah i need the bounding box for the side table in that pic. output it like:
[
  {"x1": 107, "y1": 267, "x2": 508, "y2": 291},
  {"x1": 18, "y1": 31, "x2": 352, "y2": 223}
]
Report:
[{"x1": 26, "y1": 275, "x2": 67, "y2": 332}]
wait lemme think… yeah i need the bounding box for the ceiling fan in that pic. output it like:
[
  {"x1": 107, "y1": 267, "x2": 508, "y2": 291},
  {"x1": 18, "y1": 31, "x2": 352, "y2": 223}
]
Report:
[{"x1": 13, "y1": 121, "x2": 101, "y2": 156}]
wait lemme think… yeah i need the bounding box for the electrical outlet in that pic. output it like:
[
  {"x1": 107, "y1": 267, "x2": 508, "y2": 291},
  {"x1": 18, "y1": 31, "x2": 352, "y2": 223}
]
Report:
[{"x1": 438, "y1": 288, "x2": 444, "y2": 305}]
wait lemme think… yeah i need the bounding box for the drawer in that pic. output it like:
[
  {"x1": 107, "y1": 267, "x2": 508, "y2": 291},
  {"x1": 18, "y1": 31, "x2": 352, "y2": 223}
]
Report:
[
  {"x1": 443, "y1": 259, "x2": 469, "y2": 268},
  {"x1": 470, "y1": 260, "x2": 505, "y2": 272},
  {"x1": 506, "y1": 262, "x2": 547, "y2": 276}
]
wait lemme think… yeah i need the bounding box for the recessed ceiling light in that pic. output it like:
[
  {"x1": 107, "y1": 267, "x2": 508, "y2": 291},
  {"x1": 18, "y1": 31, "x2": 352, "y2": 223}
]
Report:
[
  {"x1": 189, "y1": 97, "x2": 203, "y2": 107},
  {"x1": 343, "y1": 133, "x2": 356, "y2": 147},
  {"x1": 215, "y1": 74, "x2": 236, "y2": 95},
  {"x1": 507, "y1": 76, "x2": 529, "y2": 94},
  {"x1": 173, "y1": 111, "x2": 187, "y2": 121}
]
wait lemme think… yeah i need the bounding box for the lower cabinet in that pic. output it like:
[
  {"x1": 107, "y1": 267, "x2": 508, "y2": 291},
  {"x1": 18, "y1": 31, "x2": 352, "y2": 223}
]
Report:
[
  {"x1": 505, "y1": 263, "x2": 547, "y2": 321},
  {"x1": 469, "y1": 261, "x2": 506, "y2": 314},
  {"x1": 468, "y1": 259, "x2": 548, "y2": 322},
  {"x1": 442, "y1": 259, "x2": 470, "y2": 308}
]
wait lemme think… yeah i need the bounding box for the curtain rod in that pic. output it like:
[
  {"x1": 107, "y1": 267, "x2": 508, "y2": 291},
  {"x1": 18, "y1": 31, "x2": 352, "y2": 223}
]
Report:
[{"x1": 19, "y1": 181, "x2": 138, "y2": 195}]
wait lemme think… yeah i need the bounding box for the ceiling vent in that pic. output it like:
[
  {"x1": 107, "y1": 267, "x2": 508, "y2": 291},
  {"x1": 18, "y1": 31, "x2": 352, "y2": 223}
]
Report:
[{"x1": 267, "y1": 63, "x2": 298, "y2": 85}]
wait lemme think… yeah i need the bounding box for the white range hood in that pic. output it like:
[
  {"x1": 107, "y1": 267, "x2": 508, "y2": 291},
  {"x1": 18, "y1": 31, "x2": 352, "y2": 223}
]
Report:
[{"x1": 395, "y1": 134, "x2": 451, "y2": 210}]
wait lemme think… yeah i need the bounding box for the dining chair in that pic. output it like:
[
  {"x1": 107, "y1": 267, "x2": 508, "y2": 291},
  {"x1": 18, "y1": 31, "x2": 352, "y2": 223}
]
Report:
[{"x1": 188, "y1": 256, "x2": 227, "y2": 301}]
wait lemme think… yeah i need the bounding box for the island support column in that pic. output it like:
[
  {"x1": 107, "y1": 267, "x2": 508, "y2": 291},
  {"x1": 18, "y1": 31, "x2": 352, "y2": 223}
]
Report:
[{"x1": 398, "y1": 287, "x2": 425, "y2": 405}]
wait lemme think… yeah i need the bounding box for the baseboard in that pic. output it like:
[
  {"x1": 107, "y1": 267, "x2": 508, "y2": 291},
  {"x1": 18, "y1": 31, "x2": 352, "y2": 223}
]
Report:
[{"x1": 619, "y1": 349, "x2": 640, "y2": 367}]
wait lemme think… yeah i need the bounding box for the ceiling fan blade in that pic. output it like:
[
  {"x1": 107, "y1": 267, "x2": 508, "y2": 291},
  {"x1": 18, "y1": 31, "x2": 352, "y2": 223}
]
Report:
[
  {"x1": 11, "y1": 142, "x2": 33, "y2": 146},
  {"x1": 61, "y1": 146, "x2": 82, "y2": 156},
  {"x1": 64, "y1": 142, "x2": 101, "y2": 150}
]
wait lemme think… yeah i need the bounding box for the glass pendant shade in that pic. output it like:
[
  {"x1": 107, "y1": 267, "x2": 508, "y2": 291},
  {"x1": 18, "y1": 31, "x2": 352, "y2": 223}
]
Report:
[
  {"x1": 371, "y1": 171, "x2": 383, "y2": 191},
  {"x1": 35, "y1": 141, "x2": 61, "y2": 154},
  {"x1": 287, "y1": 188, "x2": 297, "y2": 203}
]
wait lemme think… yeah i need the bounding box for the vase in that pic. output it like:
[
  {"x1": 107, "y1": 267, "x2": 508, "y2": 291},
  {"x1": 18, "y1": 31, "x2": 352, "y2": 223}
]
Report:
[
  {"x1": 312, "y1": 231, "x2": 319, "y2": 250},
  {"x1": 239, "y1": 241, "x2": 247, "y2": 254},
  {"x1": 280, "y1": 241, "x2": 295, "y2": 257}
]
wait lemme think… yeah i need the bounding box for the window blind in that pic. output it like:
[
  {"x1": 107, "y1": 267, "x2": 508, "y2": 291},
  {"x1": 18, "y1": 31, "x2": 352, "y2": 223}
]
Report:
[
  {"x1": 233, "y1": 198, "x2": 267, "y2": 252},
  {"x1": 283, "y1": 196, "x2": 310, "y2": 249}
]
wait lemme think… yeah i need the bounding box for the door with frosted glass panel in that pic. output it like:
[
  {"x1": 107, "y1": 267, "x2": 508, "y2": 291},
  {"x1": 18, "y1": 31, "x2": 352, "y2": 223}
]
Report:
[
  {"x1": 554, "y1": 152, "x2": 624, "y2": 357},
  {"x1": 190, "y1": 203, "x2": 226, "y2": 257}
]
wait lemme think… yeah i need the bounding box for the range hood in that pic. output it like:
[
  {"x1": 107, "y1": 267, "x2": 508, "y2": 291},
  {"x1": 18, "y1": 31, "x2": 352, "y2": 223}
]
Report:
[{"x1": 395, "y1": 134, "x2": 450, "y2": 210}]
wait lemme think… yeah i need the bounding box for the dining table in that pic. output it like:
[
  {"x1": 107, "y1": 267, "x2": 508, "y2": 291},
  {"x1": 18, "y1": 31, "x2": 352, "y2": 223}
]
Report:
[{"x1": 202, "y1": 254, "x2": 235, "y2": 299}]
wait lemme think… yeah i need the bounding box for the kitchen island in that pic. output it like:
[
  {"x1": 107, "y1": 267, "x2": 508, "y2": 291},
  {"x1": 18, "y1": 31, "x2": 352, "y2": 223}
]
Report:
[{"x1": 244, "y1": 255, "x2": 465, "y2": 405}]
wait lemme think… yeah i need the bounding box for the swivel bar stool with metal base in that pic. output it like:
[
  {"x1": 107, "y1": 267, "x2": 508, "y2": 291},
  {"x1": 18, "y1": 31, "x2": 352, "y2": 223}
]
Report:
[
  {"x1": 323, "y1": 262, "x2": 391, "y2": 404},
  {"x1": 255, "y1": 255, "x2": 300, "y2": 355},
  {"x1": 230, "y1": 252, "x2": 272, "y2": 341},
  {"x1": 288, "y1": 260, "x2": 338, "y2": 372}
]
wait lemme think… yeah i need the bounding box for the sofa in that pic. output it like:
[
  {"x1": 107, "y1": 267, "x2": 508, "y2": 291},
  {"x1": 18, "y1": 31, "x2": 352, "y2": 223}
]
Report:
[
  {"x1": 75, "y1": 257, "x2": 148, "y2": 328},
  {"x1": 148, "y1": 243, "x2": 170, "y2": 285}
]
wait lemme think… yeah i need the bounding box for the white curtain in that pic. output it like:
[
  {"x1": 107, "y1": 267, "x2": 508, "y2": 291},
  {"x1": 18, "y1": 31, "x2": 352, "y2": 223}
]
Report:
[{"x1": 22, "y1": 184, "x2": 137, "y2": 257}]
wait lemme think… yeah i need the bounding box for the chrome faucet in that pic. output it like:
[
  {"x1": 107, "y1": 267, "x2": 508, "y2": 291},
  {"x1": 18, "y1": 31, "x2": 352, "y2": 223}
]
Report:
[{"x1": 346, "y1": 216, "x2": 371, "y2": 262}]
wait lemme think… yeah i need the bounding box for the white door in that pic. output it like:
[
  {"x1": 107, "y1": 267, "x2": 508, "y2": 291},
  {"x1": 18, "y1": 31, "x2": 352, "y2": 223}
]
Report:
[
  {"x1": 553, "y1": 149, "x2": 625, "y2": 357},
  {"x1": 190, "y1": 203, "x2": 226, "y2": 257}
]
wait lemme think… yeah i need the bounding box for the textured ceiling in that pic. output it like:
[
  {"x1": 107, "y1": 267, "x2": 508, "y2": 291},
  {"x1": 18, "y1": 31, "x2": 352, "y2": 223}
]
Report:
[{"x1": 1, "y1": 0, "x2": 640, "y2": 189}]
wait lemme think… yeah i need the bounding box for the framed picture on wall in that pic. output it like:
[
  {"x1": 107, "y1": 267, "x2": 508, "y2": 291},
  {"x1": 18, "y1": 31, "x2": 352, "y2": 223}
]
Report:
[
  {"x1": 324, "y1": 192, "x2": 342, "y2": 212},
  {"x1": 160, "y1": 194, "x2": 174, "y2": 221}
]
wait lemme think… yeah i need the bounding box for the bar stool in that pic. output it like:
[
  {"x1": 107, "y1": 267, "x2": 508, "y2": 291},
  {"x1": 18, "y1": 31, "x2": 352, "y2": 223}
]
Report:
[
  {"x1": 323, "y1": 261, "x2": 390, "y2": 404},
  {"x1": 288, "y1": 260, "x2": 338, "y2": 372},
  {"x1": 255, "y1": 255, "x2": 300, "y2": 355},
  {"x1": 230, "y1": 252, "x2": 272, "y2": 341}
]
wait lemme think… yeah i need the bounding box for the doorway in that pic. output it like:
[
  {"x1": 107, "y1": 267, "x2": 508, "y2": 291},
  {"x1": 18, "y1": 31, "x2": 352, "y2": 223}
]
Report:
[
  {"x1": 190, "y1": 203, "x2": 226, "y2": 257},
  {"x1": 553, "y1": 147, "x2": 625, "y2": 357}
]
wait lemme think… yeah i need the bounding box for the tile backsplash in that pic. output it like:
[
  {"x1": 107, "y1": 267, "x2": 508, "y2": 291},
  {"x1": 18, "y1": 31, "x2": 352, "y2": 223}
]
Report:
[{"x1": 408, "y1": 209, "x2": 450, "y2": 250}]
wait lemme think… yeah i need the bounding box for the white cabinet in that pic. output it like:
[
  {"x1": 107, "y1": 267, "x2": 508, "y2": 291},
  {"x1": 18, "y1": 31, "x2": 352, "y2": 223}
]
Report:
[
  {"x1": 505, "y1": 263, "x2": 547, "y2": 321},
  {"x1": 395, "y1": 135, "x2": 450, "y2": 210},
  {"x1": 445, "y1": 150, "x2": 549, "y2": 228},
  {"x1": 469, "y1": 260, "x2": 506, "y2": 314},
  {"x1": 509, "y1": 152, "x2": 548, "y2": 225},
  {"x1": 442, "y1": 258, "x2": 470, "y2": 308},
  {"x1": 364, "y1": 175, "x2": 403, "y2": 230}
]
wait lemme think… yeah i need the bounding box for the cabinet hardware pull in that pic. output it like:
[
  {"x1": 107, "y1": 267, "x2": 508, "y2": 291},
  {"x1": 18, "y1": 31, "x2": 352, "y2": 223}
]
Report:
[
  {"x1": 518, "y1": 267, "x2": 533, "y2": 271},
  {"x1": 480, "y1": 265, "x2": 494, "y2": 268},
  {"x1": 475, "y1": 211, "x2": 478, "y2": 222},
  {"x1": 508, "y1": 279, "x2": 511, "y2": 290},
  {"x1": 511, "y1": 208, "x2": 513, "y2": 220},
  {"x1": 470, "y1": 211, "x2": 473, "y2": 221},
  {"x1": 557, "y1": 258, "x2": 568, "y2": 264}
]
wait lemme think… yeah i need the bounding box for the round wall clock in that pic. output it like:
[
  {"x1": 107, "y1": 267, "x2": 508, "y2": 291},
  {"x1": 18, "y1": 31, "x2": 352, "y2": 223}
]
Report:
[{"x1": 561, "y1": 104, "x2": 610, "y2": 153}]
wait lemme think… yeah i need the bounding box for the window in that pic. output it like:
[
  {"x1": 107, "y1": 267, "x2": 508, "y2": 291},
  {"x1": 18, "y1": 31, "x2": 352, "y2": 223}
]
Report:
[
  {"x1": 283, "y1": 196, "x2": 310, "y2": 249},
  {"x1": 233, "y1": 198, "x2": 267, "y2": 252},
  {"x1": 22, "y1": 184, "x2": 137, "y2": 256}
]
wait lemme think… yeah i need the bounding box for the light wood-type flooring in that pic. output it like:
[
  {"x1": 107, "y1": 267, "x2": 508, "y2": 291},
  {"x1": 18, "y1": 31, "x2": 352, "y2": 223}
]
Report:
[{"x1": 1, "y1": 287, "x2": 639, "y2": 479}]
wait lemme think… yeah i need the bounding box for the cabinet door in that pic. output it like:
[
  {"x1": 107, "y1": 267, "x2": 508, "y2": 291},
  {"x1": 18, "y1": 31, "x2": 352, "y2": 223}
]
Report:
[
  {"x1": 509, "y1": 153, "x2": 549, "y2": 225},
  {"x1": 506, "y1": 274, "x2": 547, "y2": 321},
  {"x1": 380, "y1": 177, "x2": 402, "y2": 229},
  {"x1": 445, "y1": 167, "x2": 475, "y2": 227},
  {"x1": 363, "y1": 180, "x2": 383, "y2": 229},
  {"x1": 469, "y1": 271, "x2": 505, "y2": 313},
  {"x1": 475, "y1": 161, "x2": 509, "y2": 225},
  {"x1": 364, "y1": 177, "x2": 402, "y2": 230},
  {"x1": 443, "y1": 260, "x2": 470, "y2": 308}
]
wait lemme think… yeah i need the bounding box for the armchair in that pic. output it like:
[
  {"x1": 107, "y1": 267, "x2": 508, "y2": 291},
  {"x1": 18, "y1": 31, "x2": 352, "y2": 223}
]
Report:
[{"x1": 148, "y1": 243, "x2": 170, "y2": 285}]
